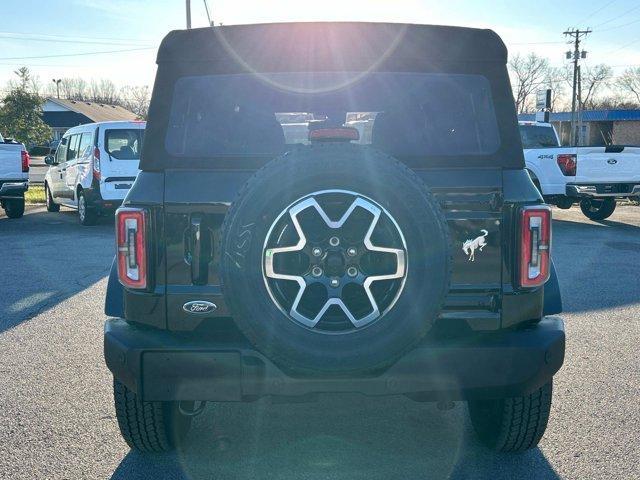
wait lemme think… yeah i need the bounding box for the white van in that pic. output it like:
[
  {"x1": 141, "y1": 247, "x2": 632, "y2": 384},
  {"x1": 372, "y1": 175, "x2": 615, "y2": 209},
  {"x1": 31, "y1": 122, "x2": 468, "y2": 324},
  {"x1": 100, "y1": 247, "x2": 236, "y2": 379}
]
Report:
[{"x1": 44, "y1": 121, "x2": 145, "y2": 225}]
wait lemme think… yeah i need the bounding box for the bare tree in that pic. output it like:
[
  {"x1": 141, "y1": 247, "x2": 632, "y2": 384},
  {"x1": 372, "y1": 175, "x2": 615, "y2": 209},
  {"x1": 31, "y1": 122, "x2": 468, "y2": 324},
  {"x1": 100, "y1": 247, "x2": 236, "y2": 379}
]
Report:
[
  {"x1": 545, "y1": 67, "x2": 569, "y2": 111},
  {"x1": 580, "y1": 64, "x2": 612, "y2": 110},
  {"x1": 119, "y1": 85, "x2": 150, "y2": 119},
  {"x1": 616, "y1": 67, "x2": 640, "y2": 104},
  {"x1": 508, "y1": 53, "x2": 550, "y2": 114},
  {"x1": 89, "y1": 79, "x2": 119, "y2": 104}
]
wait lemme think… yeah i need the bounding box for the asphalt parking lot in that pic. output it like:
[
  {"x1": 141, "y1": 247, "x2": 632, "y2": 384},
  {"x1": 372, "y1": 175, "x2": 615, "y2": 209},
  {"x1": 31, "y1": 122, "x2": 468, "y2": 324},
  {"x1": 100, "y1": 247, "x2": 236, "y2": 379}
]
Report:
[{"x1": 0, "y1": 205, "x2": 638, "y2": 480}]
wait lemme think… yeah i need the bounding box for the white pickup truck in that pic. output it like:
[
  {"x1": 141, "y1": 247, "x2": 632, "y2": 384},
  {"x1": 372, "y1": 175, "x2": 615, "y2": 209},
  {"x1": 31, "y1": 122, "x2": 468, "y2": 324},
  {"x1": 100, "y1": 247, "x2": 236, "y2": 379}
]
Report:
[
  {"x1": 0, "y1": 132, "x2": 29, "y2": 218},
  {"x1": 520, "y1": 121, "x2": 640, "y2": 220}
]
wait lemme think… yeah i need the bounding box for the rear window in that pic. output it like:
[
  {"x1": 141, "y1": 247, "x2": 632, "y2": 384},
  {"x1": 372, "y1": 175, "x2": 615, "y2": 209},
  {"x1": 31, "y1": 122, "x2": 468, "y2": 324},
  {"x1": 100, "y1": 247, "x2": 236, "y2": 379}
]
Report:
[
  {"x1": 105, "y1": 129, "x2": 144, "y2": 160},
  {"x1": 519, "y1": 125, "x2": 559, "y2": 149},
  {"x1": 165, "y1": 72, "x2": 500, "y2": 159}
]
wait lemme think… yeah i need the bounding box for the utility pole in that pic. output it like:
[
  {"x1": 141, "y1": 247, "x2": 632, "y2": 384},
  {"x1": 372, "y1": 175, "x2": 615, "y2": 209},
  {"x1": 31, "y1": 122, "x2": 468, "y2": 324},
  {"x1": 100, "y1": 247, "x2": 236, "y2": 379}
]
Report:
[
  {"x1": 564, "y1": 28, "x2": 591, "y2": 145},
  {"x1": 186, "y1": 0, "x2": 192, "y2": 29}
]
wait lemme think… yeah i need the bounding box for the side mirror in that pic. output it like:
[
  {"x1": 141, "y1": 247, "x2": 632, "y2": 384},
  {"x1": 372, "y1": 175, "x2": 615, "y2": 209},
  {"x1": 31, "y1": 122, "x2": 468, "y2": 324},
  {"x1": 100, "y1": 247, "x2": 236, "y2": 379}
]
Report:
[{"x1": 44, "y1": 155, "x2": 56, "y2": 165}]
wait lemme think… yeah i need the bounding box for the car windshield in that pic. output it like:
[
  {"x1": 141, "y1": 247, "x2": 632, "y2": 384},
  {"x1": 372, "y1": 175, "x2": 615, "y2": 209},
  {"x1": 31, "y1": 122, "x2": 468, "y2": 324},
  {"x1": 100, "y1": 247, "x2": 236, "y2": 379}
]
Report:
[
  {"x1": 165, "y1": 72, "x2": 500, "y2": 158},
  {"x1": 519, "y1": 125, "x2": 559, "y2": 148},
  {"x1": 105, "y1": 128, "x2": 144, "y2": 160}
]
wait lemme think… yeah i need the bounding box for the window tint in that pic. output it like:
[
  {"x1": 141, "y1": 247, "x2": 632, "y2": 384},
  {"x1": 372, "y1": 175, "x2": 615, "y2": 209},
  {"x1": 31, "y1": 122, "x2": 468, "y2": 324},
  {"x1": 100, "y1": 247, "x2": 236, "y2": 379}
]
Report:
[
  {"x1": 66, "y1": 134, "x2": 80, "y2": 161},
  {"x1": 105, "y1": 129, "x2": 144, "y2": 160},
  {"x1": 78, "y1": 132, "x2": 93, "y2": 158},
  {"x1": 165, "y1": 72, "x2": 500, "y2": 159},
  {"x1": 519, "y1": 125, "x2": 559, "y2": 148}
]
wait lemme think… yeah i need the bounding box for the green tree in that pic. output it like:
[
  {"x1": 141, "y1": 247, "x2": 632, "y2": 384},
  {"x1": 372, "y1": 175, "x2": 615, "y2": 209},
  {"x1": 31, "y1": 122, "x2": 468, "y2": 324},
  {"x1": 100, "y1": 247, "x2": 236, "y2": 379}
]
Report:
[{"x1": 0, "y1": 67, "x2": 51, "y2": 146}]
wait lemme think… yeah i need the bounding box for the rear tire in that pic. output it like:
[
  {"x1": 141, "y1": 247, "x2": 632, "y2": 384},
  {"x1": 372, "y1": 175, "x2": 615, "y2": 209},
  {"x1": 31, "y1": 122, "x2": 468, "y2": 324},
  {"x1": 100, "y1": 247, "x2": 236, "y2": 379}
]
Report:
[
  {"x1": 580, "y1": 198, "x2": 616, "y2": 221},
  {"x1": 468, "y1": 381, "x2": 553, "y2": 453},
  {"x1": 78, "y1": 190, "x2": 97, "y2": 226},
  {"x1": 45, "y1": 184, "x2": 60, "y2": 212},
  {"x1": 113, "y1": 379, "x2": 192, "y2": 453},
  {"x1": 3, "y1": 198, "x2": 25, "y2": 218}
]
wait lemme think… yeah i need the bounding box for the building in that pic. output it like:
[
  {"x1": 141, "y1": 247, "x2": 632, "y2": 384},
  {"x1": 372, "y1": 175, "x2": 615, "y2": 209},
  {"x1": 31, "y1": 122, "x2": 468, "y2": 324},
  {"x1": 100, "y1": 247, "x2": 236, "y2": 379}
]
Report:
[
  {"x1": 42, "y1": 97, "x2": 139, "y2": 141},
  {"x1": 518, "y1": 109, "x2": 640, "y2": 146}
]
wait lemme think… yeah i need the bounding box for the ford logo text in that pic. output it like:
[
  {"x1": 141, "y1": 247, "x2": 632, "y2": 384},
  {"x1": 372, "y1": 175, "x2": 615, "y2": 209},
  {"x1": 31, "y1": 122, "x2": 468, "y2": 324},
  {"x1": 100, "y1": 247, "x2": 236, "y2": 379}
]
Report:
[{"x1": 183, "y1": 301, "x2": 217, "y2": 315}]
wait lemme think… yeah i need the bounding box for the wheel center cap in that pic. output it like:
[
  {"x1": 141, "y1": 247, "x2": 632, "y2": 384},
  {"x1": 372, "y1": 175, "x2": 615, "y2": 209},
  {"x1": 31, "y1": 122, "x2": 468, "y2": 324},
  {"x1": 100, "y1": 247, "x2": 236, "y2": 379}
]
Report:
[{"x1": 324, "y1": 251, "x2": 345, "y2": 276}]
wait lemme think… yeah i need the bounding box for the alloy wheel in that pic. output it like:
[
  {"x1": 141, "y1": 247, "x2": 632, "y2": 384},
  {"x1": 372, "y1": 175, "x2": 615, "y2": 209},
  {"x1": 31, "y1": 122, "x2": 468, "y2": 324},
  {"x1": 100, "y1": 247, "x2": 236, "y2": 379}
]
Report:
[{"x1": 262, "y1": 190, "x2": 408, "y2": 332}]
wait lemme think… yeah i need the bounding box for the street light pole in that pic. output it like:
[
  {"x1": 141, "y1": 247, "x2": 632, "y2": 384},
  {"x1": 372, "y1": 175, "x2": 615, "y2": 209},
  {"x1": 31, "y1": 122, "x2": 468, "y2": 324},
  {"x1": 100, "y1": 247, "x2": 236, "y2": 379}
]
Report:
[
  {"x1": 52, "y1": 79, "x2": 61, "y2": 99},
  {"x1": 186, "y1": 0, "x2": 192, "y2": 29}
]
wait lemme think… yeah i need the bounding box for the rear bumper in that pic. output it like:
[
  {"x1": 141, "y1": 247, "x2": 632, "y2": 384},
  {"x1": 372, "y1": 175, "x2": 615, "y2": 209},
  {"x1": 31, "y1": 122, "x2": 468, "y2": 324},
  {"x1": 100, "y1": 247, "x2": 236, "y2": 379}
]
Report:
[
  {"x1": 0, "y1": 181, "x2": 28, "y2": 198},
  {"x1": 566, "y1": 183, "x2": 640, "y2": 198},
  {"x1": 104, "y1": 317, "x2": 565, "y2": 402}
]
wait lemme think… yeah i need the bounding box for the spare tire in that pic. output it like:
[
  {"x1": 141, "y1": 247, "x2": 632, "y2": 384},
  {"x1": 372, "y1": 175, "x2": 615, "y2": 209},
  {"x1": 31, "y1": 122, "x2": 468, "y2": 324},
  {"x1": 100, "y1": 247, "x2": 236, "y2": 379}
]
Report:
[{"x1": 221, "y1": 144, "x2": 450, "y2": 374}]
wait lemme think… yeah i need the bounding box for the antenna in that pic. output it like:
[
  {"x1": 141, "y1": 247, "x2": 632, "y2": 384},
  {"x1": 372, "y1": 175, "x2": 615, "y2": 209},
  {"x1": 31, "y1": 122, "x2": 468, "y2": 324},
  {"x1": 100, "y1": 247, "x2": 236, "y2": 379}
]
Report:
[{"x1": 203, "y1": 0, "x2": 213, "y2": 26}]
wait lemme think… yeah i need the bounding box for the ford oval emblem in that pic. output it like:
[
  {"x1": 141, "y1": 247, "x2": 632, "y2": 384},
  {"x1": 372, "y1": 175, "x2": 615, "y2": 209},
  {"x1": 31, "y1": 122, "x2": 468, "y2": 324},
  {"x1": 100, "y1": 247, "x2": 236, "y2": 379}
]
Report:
[
  {"x1": 183, "y1": 301, "x2": 217, "y2": 315},
  {"x1": 607, "y1": 158, "x2": 617, "y2": 165}
]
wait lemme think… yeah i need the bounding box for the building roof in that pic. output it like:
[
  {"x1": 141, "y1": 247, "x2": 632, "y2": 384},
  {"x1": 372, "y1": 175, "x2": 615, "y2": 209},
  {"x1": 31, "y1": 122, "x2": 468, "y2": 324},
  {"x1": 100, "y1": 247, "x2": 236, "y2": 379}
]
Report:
[
  {"x1": 45, "y1": 97, "x2": 138, "y2": 123},
  {"x1": 519, "y1": 109, "x2": 640, "y2": 122}
]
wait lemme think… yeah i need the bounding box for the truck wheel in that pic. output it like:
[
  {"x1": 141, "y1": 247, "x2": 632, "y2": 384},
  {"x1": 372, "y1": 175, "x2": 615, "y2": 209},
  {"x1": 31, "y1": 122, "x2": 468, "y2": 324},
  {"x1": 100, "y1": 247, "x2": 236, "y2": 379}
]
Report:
[
  {"x1": 579, "y1": 198, "x2": 616, "y2": 221},
  {"x1": 468, "y1": 381, "x2": 553, "y2": 453},
  {"x1": 78, "y1": 190, "x2": 97, "y2": 225},
  {"x1": 113, "y1": 379, "x2": 192, "y2": 453},
  {"x1": 221, "y1": 145, "x2": 451, "y2": 374},
  {"x1": 3, "y1": 198, "x2": 25, "y2": 218},
  {"x1": 45, "y1": 184, "x2": 60, "y2": 212}
]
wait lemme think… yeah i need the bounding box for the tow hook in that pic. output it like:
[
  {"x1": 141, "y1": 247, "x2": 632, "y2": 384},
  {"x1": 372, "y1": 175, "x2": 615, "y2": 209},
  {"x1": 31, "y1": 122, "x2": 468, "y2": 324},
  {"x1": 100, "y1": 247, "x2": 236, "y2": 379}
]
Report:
[{"x1": 179, "y1": 401, "x2": 207, "y2": 417}]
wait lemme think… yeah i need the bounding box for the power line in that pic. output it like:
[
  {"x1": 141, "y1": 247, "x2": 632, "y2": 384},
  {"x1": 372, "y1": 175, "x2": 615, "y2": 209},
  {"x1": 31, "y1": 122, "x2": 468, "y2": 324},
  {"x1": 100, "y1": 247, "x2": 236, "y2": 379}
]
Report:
[
  {"x1": 592, "y1": 4, "x2": 640, "y2": 28},
  {"x1": 0, "y1": 33, "x2": 153, "y2": 47},
  {"x1": 594, "y1": 15, "x2": 640, "y2": 33},
  {"x1": 0, "y1": 30, "x2": 155, "y2": 43},
  {"x1": 577, "y1": 0, "x2": 618, "y2": 25},
  {"x1": 0, "y1": 47, "x2": 155, "y2": 61},
  {"x1": 606, "y1": 34, "x2": 640, "y2": 55},
  {"x1": 508, "y1": 41, "x2": 566, "y2": 46}
]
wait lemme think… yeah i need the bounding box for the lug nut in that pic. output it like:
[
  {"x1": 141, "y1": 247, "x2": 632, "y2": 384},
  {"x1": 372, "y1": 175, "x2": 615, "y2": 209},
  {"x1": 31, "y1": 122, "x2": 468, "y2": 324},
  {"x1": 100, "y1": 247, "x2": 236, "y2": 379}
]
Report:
[
  {"x1": 347, "y1": 266, "x2": 358, "y2": 277},
  {"x1": 347, "y1": 247, "x2": 357, "y2": 257},
  {"x1": 329, "y1": 236, "x2": 340, "y2": 247},
  {"x1": 311, "y1": 266, "x2": 323, "y2": 277},
  {"x1": 330, "y1": 278, "x2": 340, "y2": 288},
  {"x1": 312, "y1": 247, "x2": 322, "y2": 257}
]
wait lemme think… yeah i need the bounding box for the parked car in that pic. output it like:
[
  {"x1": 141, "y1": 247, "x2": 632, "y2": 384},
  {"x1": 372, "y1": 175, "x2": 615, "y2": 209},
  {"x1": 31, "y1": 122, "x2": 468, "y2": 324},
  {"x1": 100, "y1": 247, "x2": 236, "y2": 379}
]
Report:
[
  {"x1": 0, "y1": 132, "x2": 29, "y2": 218},
  {"x1": 104, "y1": 23, "x2": 565, "y2": 454},
  {"x1": 520, "y1": 121, "x2": 640, "y2": 220},
  {"x1": 44, "y1": 121, "x2": 145, "y2": 225}
]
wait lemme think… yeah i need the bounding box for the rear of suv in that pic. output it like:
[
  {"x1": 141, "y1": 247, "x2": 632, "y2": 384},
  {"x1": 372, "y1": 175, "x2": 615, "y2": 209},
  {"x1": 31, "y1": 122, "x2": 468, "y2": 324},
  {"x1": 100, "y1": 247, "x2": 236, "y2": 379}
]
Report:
[
  {"x1": 104, "y1": 23, "x2": 565, "y2": 453},
  {"x1": 44, "y1": 120, "x2": 145, "y2": 225}
]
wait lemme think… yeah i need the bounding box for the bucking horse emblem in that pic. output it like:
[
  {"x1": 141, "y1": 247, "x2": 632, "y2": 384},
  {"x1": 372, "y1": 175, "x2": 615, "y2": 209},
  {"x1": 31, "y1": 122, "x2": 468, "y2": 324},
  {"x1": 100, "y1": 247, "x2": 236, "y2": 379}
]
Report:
[{"x1": 462, "y1": 229, "x2": 488, "y2": 262}]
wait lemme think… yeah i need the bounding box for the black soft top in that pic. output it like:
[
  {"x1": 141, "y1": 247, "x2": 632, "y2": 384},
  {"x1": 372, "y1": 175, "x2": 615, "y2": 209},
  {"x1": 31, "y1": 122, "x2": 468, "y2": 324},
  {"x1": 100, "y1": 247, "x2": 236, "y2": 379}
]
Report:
[
  {"x1": 156, "y1": 22, "x2": 507, "y2": 72},
  {"x1": 143, "y1": 22, "x2": 524, "y2": 170}
]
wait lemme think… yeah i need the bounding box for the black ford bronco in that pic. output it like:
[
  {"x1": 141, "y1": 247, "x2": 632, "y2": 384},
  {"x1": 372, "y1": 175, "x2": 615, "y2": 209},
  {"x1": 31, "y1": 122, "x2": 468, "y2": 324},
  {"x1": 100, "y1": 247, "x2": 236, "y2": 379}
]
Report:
[{"x1": 104, "y1": 22, "x2": 565, "y2": 453}]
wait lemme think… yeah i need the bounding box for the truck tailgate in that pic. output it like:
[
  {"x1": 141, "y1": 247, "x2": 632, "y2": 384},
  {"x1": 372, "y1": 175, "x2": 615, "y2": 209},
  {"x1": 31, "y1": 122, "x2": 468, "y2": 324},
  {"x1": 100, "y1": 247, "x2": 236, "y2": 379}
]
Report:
[
  {"x1": 0, "y1": 144, "x2": 24, "y2": 179},
  {"x1": 575, "y1": 146, "x2": 640, "y2": 183}
]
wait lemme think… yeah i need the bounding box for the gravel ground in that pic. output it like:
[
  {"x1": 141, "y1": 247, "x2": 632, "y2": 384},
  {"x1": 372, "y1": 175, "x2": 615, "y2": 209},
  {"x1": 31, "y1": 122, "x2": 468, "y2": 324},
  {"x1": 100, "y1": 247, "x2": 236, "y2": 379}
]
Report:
[{"x1": 0, "y1": 205, "x2": 638, "y2": 480}]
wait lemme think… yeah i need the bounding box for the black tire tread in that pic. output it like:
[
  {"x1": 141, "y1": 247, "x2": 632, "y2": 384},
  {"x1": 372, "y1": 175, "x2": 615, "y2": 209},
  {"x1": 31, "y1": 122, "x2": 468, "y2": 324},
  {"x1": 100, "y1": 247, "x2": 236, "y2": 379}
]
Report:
[
  {"x1": 469, "y1": 381, "x2": 552, "y2": 453},
  {"x1": 113, "y1": 379, "x2": 173, "y2": 453},
  {"x1": 45, "y1": 183, "x2": 60, "y2": 212},
  {"x1": 3, "y1": 198, "x2": 25, "y2": 218},
  {"x1": 579, "y1": 198, "x2": 616, "y2": 221}
]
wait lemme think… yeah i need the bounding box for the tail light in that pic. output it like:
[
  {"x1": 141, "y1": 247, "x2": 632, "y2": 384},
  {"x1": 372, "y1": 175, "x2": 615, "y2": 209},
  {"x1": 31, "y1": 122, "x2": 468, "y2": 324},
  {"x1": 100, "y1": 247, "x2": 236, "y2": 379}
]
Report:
[
  {"x1": 519, "y1": 205, "x2": 551, "y2": 288},
  {"x1": 556, "y1": 154, "x2": 576, "y2": 176},
  {"x1": 21, "y1": 150, "x2": 30, "y2": 172},
  {"x1": 93, "y1": 147, "x2": 101, "y2": 181},
  {"x1": 116, "y1": 208, "x2": 147, "y2": 289}
]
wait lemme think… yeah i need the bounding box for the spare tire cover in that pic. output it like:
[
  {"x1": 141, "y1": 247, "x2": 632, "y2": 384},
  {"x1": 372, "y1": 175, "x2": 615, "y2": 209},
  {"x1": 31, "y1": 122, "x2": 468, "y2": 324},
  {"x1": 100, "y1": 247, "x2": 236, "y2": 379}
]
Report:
[{"x1": 222, "y1": 144, "x2": 450, "y2": 374}]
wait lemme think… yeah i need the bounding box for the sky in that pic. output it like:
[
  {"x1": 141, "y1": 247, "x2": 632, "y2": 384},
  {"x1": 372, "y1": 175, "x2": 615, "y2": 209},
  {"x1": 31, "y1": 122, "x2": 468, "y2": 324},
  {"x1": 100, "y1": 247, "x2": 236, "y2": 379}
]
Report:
[{"x1": 1, "y1": 0, "x2": 639, "y2": 94}]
